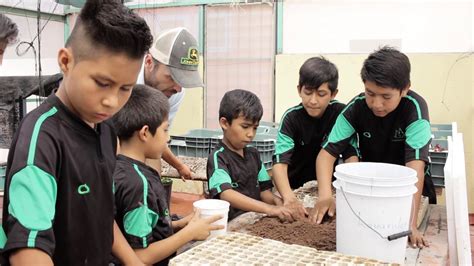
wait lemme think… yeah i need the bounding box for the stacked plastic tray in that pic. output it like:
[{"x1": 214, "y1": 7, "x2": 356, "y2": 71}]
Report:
[
  {"x1": 429, "y1": 123, "x2": 451, "y2": 187},
  {"x1": 169, "y1": 123, "x2": 279, "y2": 170}
]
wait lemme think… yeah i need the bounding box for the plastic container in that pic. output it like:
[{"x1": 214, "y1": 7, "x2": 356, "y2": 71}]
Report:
[
  {"x1": 333, "y1": 162, "x2": 418, "y2": 264},
  {"x1": 193, "y1": 199, "x2": 230, "y2": 238}
]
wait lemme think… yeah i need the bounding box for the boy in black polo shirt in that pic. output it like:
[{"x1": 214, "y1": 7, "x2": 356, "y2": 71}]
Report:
[
  {"x1": 272, "y1": 57, "x2": 358, "y2": 219},
  {"x1": 113, "y1": 85, "x2": 222, "y2": 266},
  {"x1": 0, "y1": 0, "x2": 153, "y2": 265},
  {"x1": 207, "y1": 89, "x2": 293, "y2": 221},
  {"x1": 312, "y1": 47, "x2": 436, "y2": 248}
]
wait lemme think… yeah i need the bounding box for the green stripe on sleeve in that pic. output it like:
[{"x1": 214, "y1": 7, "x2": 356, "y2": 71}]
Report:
[
  {"x1": 277, "y1": 105, "x2": 303, "y2": 131},
  {"x1": 406, "y1": 119, "x2": 431, "y2": 160},
  {"x1": 323, "y1": 114, "x2": 356, "y2": 148},
  {"x1": 127, "y1": 164, "x2": 160, "y2": 248},
  {"x1": 257, "y1": 163, "x2": 271, "y2": 182},
  {"x1": 27, "y1": 231, "x2": 38, "y2": 247},
  {"x1": 8, "y1": 166, "x2": 57, "y2": 231},
  {"x1": 28, "y1": 107, "x2": 57, "y2": 165},
  {"x1": 405, "y1": 95, "x2": 422, "y2": 119},
  {"x1": 274, "y1": 132, "x2": 294, "y2": 157},
  {"x1": 209, "y1": 169, "x2": 232, "y2": 194}
]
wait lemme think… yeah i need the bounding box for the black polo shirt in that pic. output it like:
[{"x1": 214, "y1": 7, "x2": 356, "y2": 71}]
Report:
[
  {"x1": 113, "y1": 155, "x2": 173, "y2": 266},
  {"x1": 273, "y1": 101, "x2": 358, "y2": 189},
  {"x1": 207, "y1": 142, "x2": 273, "y2": 220},
  {"x1": 323, "y1": 91, "x2": 436, "y2": 203},
  {"x1": 1, "y1": 94, "x2": 116, "y2": 265}
]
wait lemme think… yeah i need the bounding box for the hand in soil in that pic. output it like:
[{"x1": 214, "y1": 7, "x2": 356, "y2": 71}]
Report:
[
  {"x1": 177, "y1": 163, "x2": 193, "y2": 181},
  {"x1": 283, "y1": 197, "x2": 307, "y2": 220},
  {"x1": 409, "y1": 227, "x2": 429, "y2": 249},
  {"x1": 309, "y1": 197, "x2": 335, "y2": 224},
  {"x1": 267, "y1": 205, "x2": 294, "y2": 222},
  {"x1": 185, "y1": 209, "x2": 224, "y2": 240}
]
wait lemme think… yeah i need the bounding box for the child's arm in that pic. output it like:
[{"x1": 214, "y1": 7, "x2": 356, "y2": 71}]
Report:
[
  {"x1": 112, "y1": 221, "x2": 144, "y2": 266},
  {"x1": 406, "y1": 160, "x2": 429, "y2": 248},
  {"x1": 272, "y1": 164, "x2": 307, "y2": 218},
  {"x1": 220, "y1": 189, "x2": 292, "y2": 221},
  {"x1": 260, "y1": 189, "x2": 281, "y2": 206},
  {"x1": 9, "y1": 249, "x2": 53, "y2": 265},
  {"x1": 133, "y1": 210, "x2": 223, "y2": 265},
  {"x1": 310, "y1": 149, "x2": 338, "y2": 224},
  {"x1": 172, "y1": 213, "x2": 193, "y2": 231}
]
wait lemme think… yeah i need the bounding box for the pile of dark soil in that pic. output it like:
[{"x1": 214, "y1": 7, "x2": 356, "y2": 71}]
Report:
[{"x1": 243, "y1": 210, "x2": 336, "y2": 251}]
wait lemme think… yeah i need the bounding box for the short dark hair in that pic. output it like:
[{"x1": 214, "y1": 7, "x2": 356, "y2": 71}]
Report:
[
  {"x1": 0, "y1": 14, "x2": 19, "y2": 45},
  {"x1": 219, "y1": 89, "x2": 263, "y2": 125},
  {"x1": 113, "y1": 84, "x2": 169, "y2": 142},
  {"x1": 65, "y1": 0, "x2": 152, "y2": 61},
  {"x1": 361, "y1": 46, "x2": 411, "y2": 91},
  {"x1": 298, "y1": 56, "x2": 338, "y2": 93}
]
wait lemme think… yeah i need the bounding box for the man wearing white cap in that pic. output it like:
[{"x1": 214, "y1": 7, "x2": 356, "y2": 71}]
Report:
[{"x1": 137, "y1": 27, "x2": 204, "y2": 179}]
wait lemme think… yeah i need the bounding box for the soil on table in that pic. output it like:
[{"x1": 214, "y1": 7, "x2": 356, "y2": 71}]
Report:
[{"x1": 243, "y1": 209, "x2": 336, "y2": 251}]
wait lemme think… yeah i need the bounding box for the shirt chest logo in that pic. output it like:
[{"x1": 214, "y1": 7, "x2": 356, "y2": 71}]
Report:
[
  {"x1": 392, "y1": 128, "x2": 405, "y2": 142},
  {"x1": 362, "y1": 132, "x2": 372, "y2": 138}
]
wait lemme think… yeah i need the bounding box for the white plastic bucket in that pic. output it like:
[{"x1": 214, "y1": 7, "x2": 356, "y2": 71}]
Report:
[
  {"x1": 193, "y1": 199, "x2": 230, "y2": 238},
  {"x1": 333, "y1": 162, "x2": 418, "y2": 264}
]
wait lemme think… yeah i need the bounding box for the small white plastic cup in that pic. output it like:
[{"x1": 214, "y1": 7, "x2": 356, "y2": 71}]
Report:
[{"x1": 193, "y1": 199, "x2": 230, "y2": 238}]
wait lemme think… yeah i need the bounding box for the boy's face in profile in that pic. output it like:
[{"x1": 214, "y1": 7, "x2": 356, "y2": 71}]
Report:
[
  {"x1": 146, "y1": 119, "x2": 170, "y2": 159},
  {"x1": 220, "y1": 115, "x2": 258, "y2": 151},
  {"x1": 364, "y1": 80, "x2": 408, "y2": 117},
  {"x1": 298, "y1": 83, "x2": 336, "y2": 118},
  {"x1": 57, "y1": 48, "x2": 142, "y2": 127}
]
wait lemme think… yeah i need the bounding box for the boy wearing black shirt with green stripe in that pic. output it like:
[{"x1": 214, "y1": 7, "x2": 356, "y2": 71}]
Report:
[
  {"x1": 1, "y1": 0, "x2": 153, "y2": 264},
  {"x1": 312, "y1": 47, "x2": 436, "y2": 249},
  {"x1": 113, "y1": 85, "x2": 222, "y2": 265},
  {"x1": 207, "y1": 90, "x2": 293, "y2": 221}
]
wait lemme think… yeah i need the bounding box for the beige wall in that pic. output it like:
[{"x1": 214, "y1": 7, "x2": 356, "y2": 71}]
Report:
[
  {"x1": 276, "y1": 53, "x2": 474, "y2": 212},
  {"x1": 170, "y1": 58, "x2": 205, "y2": 136}
]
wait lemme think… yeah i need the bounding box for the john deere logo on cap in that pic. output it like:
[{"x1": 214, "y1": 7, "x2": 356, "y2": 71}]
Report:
[{"x1": 181, "y1": 47, "x2": 199, "y2": 66}]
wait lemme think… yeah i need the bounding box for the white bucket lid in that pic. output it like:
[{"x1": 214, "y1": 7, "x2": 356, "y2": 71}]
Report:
[
  {"x1": 335, "y1": 162, "x2": 417, "y2": 181},
  {"x1": 193, "y1": 199, "x2": 230, "y2": 210}
]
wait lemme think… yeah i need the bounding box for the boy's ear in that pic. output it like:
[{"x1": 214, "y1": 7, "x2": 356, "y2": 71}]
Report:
[
  {"x1": 331, "y1": 89, "x2": 339, "y2": 99},
  {"x1": 219, "y1": 117, "x2": 230, "y2": 130},
  {"x1": 297, "y1": 85, "x2": 301, "y2": 93},
  {"x1": 144, "y1": 54, "x2": 154, "y2": 73},
  {"x1": 58, "y1": 48, "x2": 73, "y2": 75},
  {"x1": 138, "y1": 125, "x2": 150, "y2": 142},
  {"x1": 401, "y1": 84, "x2": 410, "y2": 96}
]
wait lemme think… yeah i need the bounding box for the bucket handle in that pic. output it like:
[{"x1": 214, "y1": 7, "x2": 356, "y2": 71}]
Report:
[{"x1": 340, "y1": 186, "x2": 412, "y2": 241}]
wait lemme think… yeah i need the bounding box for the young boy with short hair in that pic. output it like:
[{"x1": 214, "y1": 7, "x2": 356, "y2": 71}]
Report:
[
  {"x1": 113, "y1": 84, "x2": 222, "y2": 266},
  {"x1": 272, "y1": 57, "x2": 358, "y2": 218},
  {"x1": 207, "y1": 89, "x2": 293, "y2": 221},
  {"x1": 312, "y1": 47, "x2": 436, "y2": 248},
  {"x1": 1, "y1": 0, "x2": 153, "y2": 264}
]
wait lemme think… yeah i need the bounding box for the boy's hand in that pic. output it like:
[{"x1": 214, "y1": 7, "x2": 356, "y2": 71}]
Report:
[
  {"x1": 309, "y1": 197, "x2": 335, "y2": 224},
  {"x1": 177, "y1": 164, "x2": 193, "y2": 181},
  {"x1": 409, "y1": 227, "x2": 429, "y2": 248},
  {"x1": 283, "y1": 197, "x2": 307, "y2": 220},
  {"x1": 185, "y1": 209, "x2": 224, "y2": 241},
  {"x1": 267, "y1": 205, "x2": 294, "y2": 222}
]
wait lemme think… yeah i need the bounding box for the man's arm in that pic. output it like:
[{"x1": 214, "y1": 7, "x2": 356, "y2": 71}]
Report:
[
  {"x1": 111, "y1": 221, "x2": 144, "y2": 266},
  {"x1": 310, "y1": 149, "x2": 338, "y2": 224},
  {"x1": 10, "y1": 249, "x2": 53, "y2": 265},
  {"x1": 162, "y1": 146, "x2": 192, "y2": 179},
  {"x1": 406, "y1": 160, "x2": 429, "y2": 248}
]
